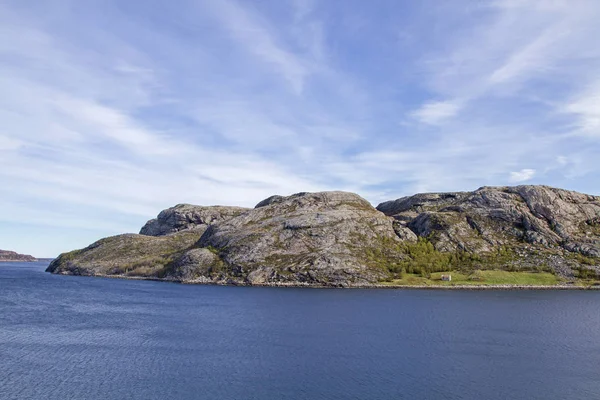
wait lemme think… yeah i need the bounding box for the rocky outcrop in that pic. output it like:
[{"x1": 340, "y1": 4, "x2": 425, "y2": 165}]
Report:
[
  {"x1": 139, "y1": 204, "x2": 248, "y2": 236},
  {"x1": 0, "y1": 250, "x2": 37, "y2": 262},
  {"x1": 48, "y1": 191, "x2": 405, "y2": 286},
  {"x1": 193, "y1": 191, "x2": 403, "y2": 285},
  {"x1": 47, "y1": 186, "x2": 600, "y2": 285},
  {"x1": 46, "y1": 203, "x2": 248, "y2": 277},
  {"x1": 377, "y1": 185, "x2": 600, "y2": 276},
  {"x1": 45, "y1": 232, "x2": 202, "y2": 277}
]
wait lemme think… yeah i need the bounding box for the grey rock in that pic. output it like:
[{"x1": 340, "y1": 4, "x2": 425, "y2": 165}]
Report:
[
  {"x1": 378, "y1": 185, "x2": 600, "y2": 275},
  {"x1": 199, "y1": 191, "x2": 403, "y2": 285},
  {"x1": 168, "y1": 248, "x2": 223, "y2": 281},
  {"x1": 392, "y1": 220, "x2": 418, "y2": 242},
  {"x1": 47, "y1": 185, "x2": 600, "y2": 285},
  {"x1": 246, "y1": 267, "x2": 277, "y2": 284},
  {"x1": 140, "y1": 204, "x2": 248, "y2": 236},
  {"x1": 254, "y1": 195, "x2": 286, "y2": 208}
]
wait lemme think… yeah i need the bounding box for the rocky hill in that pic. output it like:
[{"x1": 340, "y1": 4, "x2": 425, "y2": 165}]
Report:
[
  {"x1": 0, "y1": 250, "x2": 37, "y2": 262},
  {"x1": 47, "y1": 186, "x2": 600, "y2": 286}
]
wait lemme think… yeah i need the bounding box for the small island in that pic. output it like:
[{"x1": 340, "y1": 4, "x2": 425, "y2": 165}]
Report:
[
  {"x1": 47, "y1": 185, "x2": 600, "y2": 288},
  {"x1": 0, "y1": 250, "x2": 37, "y2": 262}
]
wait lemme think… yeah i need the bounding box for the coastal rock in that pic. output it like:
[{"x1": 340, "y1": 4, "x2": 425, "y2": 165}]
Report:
[
  {"x1": 47, "y1": 185, "x2": 600, "y2": 284},
  {"x1": 140, "y1": 204, "x2": 248, "y2": 236},
  {"x1": 167, "y1": 248, "x2": 225, "y2": 281},
  {"x1": 0, "y1": 249, "x2": 37, "y2": 262},
  {"x1": 199, "y1": 191, "x2": 404, "y2": 285},
  {"x1": 46, "y1": 232, "x2": 202, "y2": 277},
  {"x1": 377, "y1": 185, "x2": 600, "y2": 274},
  {"x1": 48, "y1": 191, "x2": 405, "y2": 286}
]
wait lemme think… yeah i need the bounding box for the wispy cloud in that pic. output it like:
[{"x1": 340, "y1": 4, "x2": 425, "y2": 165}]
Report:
[
  {"x1": 411, "y1": 0, "x2": 600, "y2": 120},
  {"x1": 201, "y1": 0, "x2": 311, "y2": 94},
  {"x1": 564, "y1": 82, "x2": 600, "y2": 137}
]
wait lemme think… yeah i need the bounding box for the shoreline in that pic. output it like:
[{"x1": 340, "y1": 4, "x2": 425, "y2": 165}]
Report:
[{"x1": 53, "y1": 272, "x2": 600, "y2": 290}]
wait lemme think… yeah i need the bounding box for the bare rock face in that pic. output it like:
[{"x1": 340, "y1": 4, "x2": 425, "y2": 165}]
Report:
[
  {"x1": 199, "y1": 191, "x2": 403, "y2": 286},
  {"x1": 377, "y1": 185, "x2": 600, "y2": 274},
  {"x1": 167, "y1": 248, "x2": 224, "y2": 282},
  {"x1": 0, "y1": 250, "x2": 37, "y2": 262},
  {"x1": 139, "y1": 204, "x2": 248, "y2": 236},
  {"x1": 254, "y1": 195, "x2": 288, "y2": 208}
]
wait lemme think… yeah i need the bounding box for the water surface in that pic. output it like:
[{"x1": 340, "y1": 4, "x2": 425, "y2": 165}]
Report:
[{"x1": 1, "y1": 261, "x2": 600, "y2": 399}]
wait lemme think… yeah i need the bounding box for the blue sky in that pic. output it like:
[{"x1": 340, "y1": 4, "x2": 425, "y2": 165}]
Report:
[{"x1": 2, "y1": 0, "x2": 600, "y2": 257}]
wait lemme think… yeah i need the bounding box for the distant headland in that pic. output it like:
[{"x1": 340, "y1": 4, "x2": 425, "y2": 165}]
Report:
[
  {"x1": 0, "y1": 250, "x2": 37, "y2": 262},
  {"x1": 47, "y1": 185, "x2": 600, "y2": 288}
]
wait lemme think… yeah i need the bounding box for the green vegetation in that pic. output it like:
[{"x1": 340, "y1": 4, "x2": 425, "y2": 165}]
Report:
[
  {"x1": 392, "y1": 238, "x2": 477, "y2": 277},
  {"x1": 570, "y1": 252, "x2": 599, "y2": 267},
  {"x1": 57, "y1": 248, "x2": 84, "y2": 263},
  {"x1": 381, "y1": 270, "x2": 560, "y2": 286},
  {"x1": 205, "y1": 245, "x2": 222, "y2": 255},
  {"x1": 360, "y1": 234, "x2": 405, "y2": 272},
  {"x1": 574, "y1": 266, "x2": 600, "y2": 280},
  {"x1": 580, "y1": 218, "x2": 600, "y2": 236},
  {"x1": 383, "y1": 237, "x2": 551, "y2": 279},
  {"x1": 49, "y1": 231, "x2": 205, "y2": 278}
]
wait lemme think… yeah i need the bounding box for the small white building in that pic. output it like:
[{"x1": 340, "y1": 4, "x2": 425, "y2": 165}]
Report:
[{"x1": 441, "y1": 274, "x2": 452, "y2": 282}]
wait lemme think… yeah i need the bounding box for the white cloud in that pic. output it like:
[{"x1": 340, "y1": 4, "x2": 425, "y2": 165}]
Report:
[
  {"x1": 49, "y1": 96, "x2": 191, "y2": 156},
  {"x1": 509, "y1": 168, "x2": 536, "y2": 182},
  {"x1": 564, "y1": 84, "x2": 600, "y2": 137},
  {"x1": 410, "y1": 100, "x2": 462, "y2": 125}
]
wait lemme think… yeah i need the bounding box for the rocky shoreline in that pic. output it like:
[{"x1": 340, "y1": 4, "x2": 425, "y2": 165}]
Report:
[
  {"x1": 54, "y1": 270, "x2": 600, "y2": 290},
  {"x1": 48, "y1": 186, "x2": 600, "y2": 287}
]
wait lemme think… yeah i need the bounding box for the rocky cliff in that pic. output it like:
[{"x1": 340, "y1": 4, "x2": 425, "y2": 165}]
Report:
[
  {"x1": 47, "y1": 186, "x2": 600, "y2": 286},
  {"x1": 0, "y1": 250, "x2": 37, "y2": 262}
]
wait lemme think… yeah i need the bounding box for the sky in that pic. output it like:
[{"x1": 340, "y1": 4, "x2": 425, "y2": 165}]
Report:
[{"x1": 2, "y1": 0, "x2": 600, "y2": 257}]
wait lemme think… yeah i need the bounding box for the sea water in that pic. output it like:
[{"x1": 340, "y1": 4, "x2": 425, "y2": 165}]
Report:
[{"x1": 1, "y1": 261, "x2": 600, "y2": 399}]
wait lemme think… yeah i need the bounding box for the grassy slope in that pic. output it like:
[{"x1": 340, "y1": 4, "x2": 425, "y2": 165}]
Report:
[
  {"x1": 49, "y1": 231, "x2": 203, "y2": 278},
  {"x1": 381, "y1": 270, "x2": 561, "y2": 286}
]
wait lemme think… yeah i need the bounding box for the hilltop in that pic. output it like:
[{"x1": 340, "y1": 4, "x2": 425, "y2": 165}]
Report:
[
  {"x1": 47, "y1": 186, "x2": 600, "y2": 287},
  {"x1": 0, "y1": 250, "x2": 37, "y2": 262}
]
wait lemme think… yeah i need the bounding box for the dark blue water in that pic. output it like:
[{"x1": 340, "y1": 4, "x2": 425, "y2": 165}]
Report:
[{"x1": 1, "y1": 261, "x2": 600, "y2": 399}]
